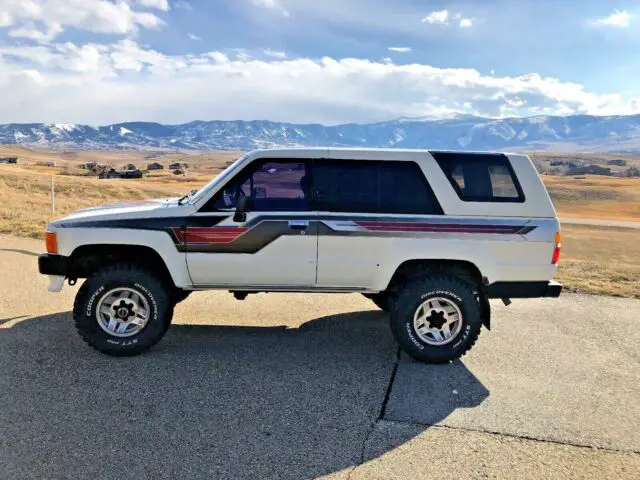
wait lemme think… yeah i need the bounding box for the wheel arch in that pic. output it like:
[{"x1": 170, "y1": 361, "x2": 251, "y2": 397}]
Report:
[
  {"x1": 386, "y1": 258, "x2": 490, "y2": 330},
  {"x1": 386, "y1": 259, "x2": 484, "y2": 291},
  {"x1": 68, "y1": 244, "x2": 177, "y2": 288}
]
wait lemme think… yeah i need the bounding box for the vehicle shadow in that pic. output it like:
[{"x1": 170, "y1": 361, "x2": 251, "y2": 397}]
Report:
[{"x1": 0, "y1": 310, "x2": 489, "y2": 480}]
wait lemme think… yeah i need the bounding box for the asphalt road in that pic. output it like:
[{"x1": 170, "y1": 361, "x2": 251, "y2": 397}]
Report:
[
  {"x1": 560, "y1": 217, "x2": 640, "y2": 229},
  {"x1": 1, "y1": 235, "x2": 639, "y2": 479}
]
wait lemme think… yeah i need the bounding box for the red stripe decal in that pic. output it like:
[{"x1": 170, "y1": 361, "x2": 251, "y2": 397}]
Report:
[
  {"x1": 354, "y1": 222, "x2": 520, "y2": 234},
  {"x1": 179, "y1": 226, "x2": 250, "y2": 244}
]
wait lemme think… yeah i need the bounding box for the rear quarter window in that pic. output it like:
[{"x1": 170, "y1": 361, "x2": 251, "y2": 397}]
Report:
[{"x1": 431, "y1": 152, "x2": 525, "y2": 203}]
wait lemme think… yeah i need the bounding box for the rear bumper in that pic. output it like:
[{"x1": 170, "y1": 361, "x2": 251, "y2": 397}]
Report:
[
  {"x1": 485, "y1": 281, "x2": 563, "y2": 299},
  {"x1": 38, "y1": 254, "x2": 70, "y2": 277}
]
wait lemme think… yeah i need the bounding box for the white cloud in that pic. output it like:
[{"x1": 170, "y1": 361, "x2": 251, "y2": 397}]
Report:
[
  {"x1": 173, "y1": 1, "x2": 192, "y2": 10},
  {"x1": 187, "y1": 32, "x2": 201, "y2": 41},
  {"x1": 1, "y1": 42, "x2": 639, "y2": 125},
  {"x1": 251, "y1": 0, "x2": 290, "y2": 17},
  {"x1": 8, "y1": 22, "x2": 63, "y2": 42},
  {"x1": 0, "y1": 12, "x2": 14, "y2": 27},
  {"x1": 0, "y1": 0, "x2": 164, "y2": 42},
  {"x1": 591, "y1": 9, "x2": 633, "y2": 28},
  {"x1": 231, "y1": 48, "x2": 251, "y2": 61},
  {"x1": 136, "y1": 0, "x2": 169, "y2": 11},
  {"x1": 459, "y1": 18, "x2": 473, "y2": 28},
  {"x1": 207, "y1": 52, "x2": 229, "y2": 64},
  {"x1": 388, "y1": 47, "x2": 411, "y2": 53},
  {"x1": 422, "y1": 10, "x2": 449, "y2": 25},
  {"x1": 262, "y1": 49, "x2": 287, "y2": 59}
]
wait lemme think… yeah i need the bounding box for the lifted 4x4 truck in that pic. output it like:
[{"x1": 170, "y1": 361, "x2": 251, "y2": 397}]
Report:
[{"x1": 39, "y1": 149, "x2": 562, "y2": 363}]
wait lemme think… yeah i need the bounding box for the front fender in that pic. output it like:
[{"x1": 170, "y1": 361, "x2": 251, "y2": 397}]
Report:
[{"x1": 56, "y1": 227, "x2": 191, "y2": 289}]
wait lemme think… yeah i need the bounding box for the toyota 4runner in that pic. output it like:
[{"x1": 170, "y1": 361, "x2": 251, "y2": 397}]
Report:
[{"x1": 38, "y1": 148, "x2": 562, "y2": 363}]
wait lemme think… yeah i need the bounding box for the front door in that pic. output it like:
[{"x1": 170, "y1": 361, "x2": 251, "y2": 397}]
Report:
[{"x1": 185, "y1": 159, "x2": 317, "y2": 287}]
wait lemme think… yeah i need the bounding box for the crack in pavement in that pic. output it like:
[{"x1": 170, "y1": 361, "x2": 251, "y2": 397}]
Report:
[
  {"x1": 387, "y1": 421, "x2": 640, "y2": 456},
  {"x1": 348, "y1": 344, "x2": 638, "y2": 478},
  {"x1": 348, "y1": 348, "x2": 401, "y2": 479}
]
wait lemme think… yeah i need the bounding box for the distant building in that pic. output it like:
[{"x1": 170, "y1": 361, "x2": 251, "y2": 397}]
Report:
[
  {"x1": 607, "y1": 159, "x2": 627, "y2": 166},
  {"x1": 169, "y1": 162, "x2": 188, "y2": 170},
  {"x1": 99, "y1": 169, "x2": 144, "y2": 179},
  {"x1": 99, "y1": 168, "x2": 120, "y2": 179},
  {"x1": 566, "y1": 165, "x2": 612, "y2": 176},
  {"x1": 147, "y1": 162, "x2": 164, "y2": 170},
  {"x1": 121, "y1": 169, "x2": 144, "y2": 179},
  {"x1": 0, "y1": 157, "x2": 18, "y2": 164}
]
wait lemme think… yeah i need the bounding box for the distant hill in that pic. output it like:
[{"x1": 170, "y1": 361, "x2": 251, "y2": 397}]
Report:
[{"x1": 2, "y1": 114, "x2": 640, "y2": 152}]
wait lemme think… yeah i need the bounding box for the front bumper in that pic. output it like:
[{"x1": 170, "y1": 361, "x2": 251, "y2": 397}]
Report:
[
  {"x1": 38, "y1": 254, "x2": 70, "y2": 277},
  {"x1": 485, "y1": 281, "x2": 563, "y2": 299}
]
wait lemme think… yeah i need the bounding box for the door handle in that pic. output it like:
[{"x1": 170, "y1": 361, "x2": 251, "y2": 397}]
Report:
[{"x1": 288, "y1": 220, "x2": 309, "y2": 230}]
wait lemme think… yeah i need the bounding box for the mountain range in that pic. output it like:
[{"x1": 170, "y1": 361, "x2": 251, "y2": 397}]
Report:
[{"x1": 2, "y1": 114, "x2": 640, "y2": 152}]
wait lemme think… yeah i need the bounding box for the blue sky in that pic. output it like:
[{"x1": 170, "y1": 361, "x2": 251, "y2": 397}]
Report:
[{"x1": 1, "y1": 0, "x2": 640, "y2": 124}]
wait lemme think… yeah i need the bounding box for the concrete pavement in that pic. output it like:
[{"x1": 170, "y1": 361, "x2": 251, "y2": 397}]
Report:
[{"x1": 1, "y1": 235, "x2": 639, "y2": 479}]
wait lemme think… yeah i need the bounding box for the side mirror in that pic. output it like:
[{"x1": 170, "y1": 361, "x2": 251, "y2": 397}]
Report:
[{"x1": 233, "y1": 195, "x2": 251, "y2": 223}]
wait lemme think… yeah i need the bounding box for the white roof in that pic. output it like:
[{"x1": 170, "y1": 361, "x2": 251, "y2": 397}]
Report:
[{"x1": 246, "y1": 147, "x2": 510, "y2": 161}]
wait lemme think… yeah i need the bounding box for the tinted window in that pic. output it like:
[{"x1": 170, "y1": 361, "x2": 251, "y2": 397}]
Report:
[
  {"x1": 206, "y1": 160, "x2": 309, "y2": 211},
  {"x1": 312, "y1": 160, "x2": 442, "y2": 214},
  {"x1": 432, "y1": 152, "x2": 524, "y2": 202}
]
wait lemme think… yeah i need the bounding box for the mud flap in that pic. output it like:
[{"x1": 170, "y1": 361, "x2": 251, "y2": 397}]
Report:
[{"x1": 479, "y1": 294, "x2": 491, "y2": 330}]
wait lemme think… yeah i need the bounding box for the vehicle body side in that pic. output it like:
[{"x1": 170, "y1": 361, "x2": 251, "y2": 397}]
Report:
[{"x1": 41, "y1": 148, "x2": 560, "y2": 295}]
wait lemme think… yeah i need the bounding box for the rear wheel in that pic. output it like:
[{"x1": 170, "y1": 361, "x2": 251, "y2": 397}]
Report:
[
  {"x1": 389, "y1": 274, "x2": 482, "y2": 364},
  {"x1": 73, "y1": 264, "x2": 173, "y2": 356}
]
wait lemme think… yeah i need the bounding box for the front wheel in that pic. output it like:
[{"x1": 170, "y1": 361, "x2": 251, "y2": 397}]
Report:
[
  {"x1": 389, "y1": 275, "x2": 482, "y2": 364},
  {"x1": 73, "y1": 264, "x2": 173, "y2": 356}
]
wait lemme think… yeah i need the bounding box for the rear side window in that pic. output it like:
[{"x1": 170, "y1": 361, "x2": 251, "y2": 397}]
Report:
[
  {"x1": 312, "y1": 160, "x2": 442, "y2": 214},
  {"x1": 431, "y1": 152, "x2": 525, "y2": 203}
]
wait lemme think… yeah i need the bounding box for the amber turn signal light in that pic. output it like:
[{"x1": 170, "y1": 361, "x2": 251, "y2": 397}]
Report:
[{"x1": 45, "y1": 231, "x2": 58, "y2": 254}]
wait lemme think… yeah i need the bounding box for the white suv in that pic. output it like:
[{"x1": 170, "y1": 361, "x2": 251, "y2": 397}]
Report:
[{"x1": 39, "y1": 148, "x2": 562, "y2": 363}]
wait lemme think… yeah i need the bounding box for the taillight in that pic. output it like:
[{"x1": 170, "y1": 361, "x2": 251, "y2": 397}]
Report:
[
  {"x1": 45, "y1": 231, "x2": 58, "y2": 254},
  {"x1": 551, "y1": 231, "x2": 561, "y2": 264}
]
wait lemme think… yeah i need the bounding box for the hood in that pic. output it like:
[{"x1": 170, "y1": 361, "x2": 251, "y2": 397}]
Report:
[
  {"x1": 52, "y1": 197, "x2": 190, "y2": 226},
  {"x1": 74, "y1": 197, "x2": 180, "y2": 213}
]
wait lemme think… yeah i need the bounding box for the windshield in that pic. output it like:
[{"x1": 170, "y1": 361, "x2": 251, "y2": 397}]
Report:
[{"x1": 188, "y1": 153, "x2": 251, "y2": 205}]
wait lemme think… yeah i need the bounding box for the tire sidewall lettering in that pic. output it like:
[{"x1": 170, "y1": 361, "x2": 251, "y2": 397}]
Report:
[
  {"x1": 134, "y1": 282, "x2": 158, "y2": 322},
  {"x1": 406, "y1": 323, "x2": 424, "y2": 350},
  {"x1": 86, "y1": 286, "x2": 105, "y2": 317}
]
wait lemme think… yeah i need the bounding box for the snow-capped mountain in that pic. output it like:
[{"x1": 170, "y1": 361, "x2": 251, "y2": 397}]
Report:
[{"x1": 2, "y1": 114, "x2": 640, "y2": 151}]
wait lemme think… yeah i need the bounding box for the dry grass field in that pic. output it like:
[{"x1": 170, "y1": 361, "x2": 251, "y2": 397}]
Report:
[
  {"x1": 557, "y1": 224, "x2": 639, "y2": 298},
  {"x1": 543, "y1": 175, "x2": 640, "y2": 221},
  {"x1": 1, "y1": 146, "x2": 638, "y2": 298}
]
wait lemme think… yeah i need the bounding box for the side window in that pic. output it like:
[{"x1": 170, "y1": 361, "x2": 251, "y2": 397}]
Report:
[
  {"x1": 312, "y1": 160, "x2": 442, "y2": 214},
  {"x1": 205, "y1": 160, "x2": 309, "y2": 211},
  {"x1": 432, "y1": 152, "x2": 524, "y2": 202}
]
